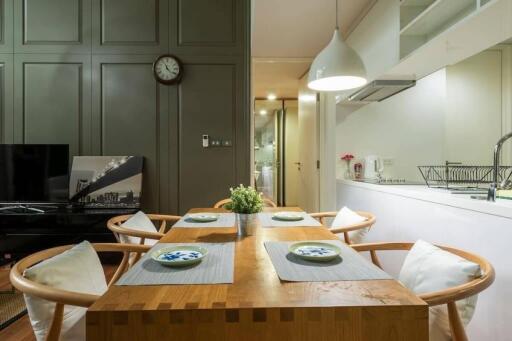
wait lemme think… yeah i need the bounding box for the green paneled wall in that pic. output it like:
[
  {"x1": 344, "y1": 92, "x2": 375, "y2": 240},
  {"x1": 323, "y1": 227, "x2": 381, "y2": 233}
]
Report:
[{"x1": 0, "y1": 0, "x2": 251, "y2": 214}]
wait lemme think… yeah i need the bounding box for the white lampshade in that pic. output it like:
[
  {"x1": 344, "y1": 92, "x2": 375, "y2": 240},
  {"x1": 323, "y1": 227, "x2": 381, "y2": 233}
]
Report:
[{"x1": 308, "y1": 29, "x2": 367, "y2": 92}]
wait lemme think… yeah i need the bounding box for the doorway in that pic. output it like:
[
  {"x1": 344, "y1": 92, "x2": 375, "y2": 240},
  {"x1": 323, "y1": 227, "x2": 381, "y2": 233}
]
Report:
[{"x1": 253, "y1": 99, "x2": 299, "y2": 206}]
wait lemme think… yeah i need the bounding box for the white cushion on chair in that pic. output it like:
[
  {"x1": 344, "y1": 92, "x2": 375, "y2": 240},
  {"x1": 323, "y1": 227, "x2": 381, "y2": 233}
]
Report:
[
  {"x1": 330, "y1": 206, "x2": 369, "y2": 244},
  {"x1": 23, "y1": 241, "x2": 107, "y2": 341},
  {"x1": 398, "y1": 240, "x2": 481, "y2": 341},
  {"x1": 120, "y1": 211, "x2": 158, "y2": 246}
]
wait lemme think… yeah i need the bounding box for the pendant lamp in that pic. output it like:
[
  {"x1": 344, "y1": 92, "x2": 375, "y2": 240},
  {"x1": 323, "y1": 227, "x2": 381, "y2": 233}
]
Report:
[{"x1": 308, "y1": 0, "x2": 367, "y2": 91}]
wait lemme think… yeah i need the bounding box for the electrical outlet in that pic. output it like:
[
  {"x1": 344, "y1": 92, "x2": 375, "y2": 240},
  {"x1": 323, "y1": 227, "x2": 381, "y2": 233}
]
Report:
[{"x1": 383, "y1": 158, "x2": 394, "y2": 166}]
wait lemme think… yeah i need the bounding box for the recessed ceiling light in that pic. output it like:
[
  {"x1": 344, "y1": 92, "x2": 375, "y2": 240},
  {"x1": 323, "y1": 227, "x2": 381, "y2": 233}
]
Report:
[
  {"x1": 267, "y1": 94, "x2": 277, "y2": 100},
  {"x1": 259, "y1": 109, "x2": 268, "y2": 115}
]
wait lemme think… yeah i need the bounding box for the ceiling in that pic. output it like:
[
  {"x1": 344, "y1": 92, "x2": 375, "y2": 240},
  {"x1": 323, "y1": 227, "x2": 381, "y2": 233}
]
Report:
[
  {"x1": 252, "y1": 0, "x2": 376, "y2": 98},
  {"x1": 253, "y1": 59, "x2": 310, "y2": 98}
]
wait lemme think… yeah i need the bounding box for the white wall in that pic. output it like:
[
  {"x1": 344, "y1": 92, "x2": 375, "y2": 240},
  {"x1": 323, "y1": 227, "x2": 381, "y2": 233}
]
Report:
[
  {"x1": 346, "y1": 0, "x2": 399, "y2": 82},
  {"x1": 336, "y1": 69, "x2": 447, "y2": 181},
  {"x1": 335, "y1": 48, "x2": 511, "y2": 180},
  {"x1": 445, "y1": 49, "x2": 503, "y2": 165}
]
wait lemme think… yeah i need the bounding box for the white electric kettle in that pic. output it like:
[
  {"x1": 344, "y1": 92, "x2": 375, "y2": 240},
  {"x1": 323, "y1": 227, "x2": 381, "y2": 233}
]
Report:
[{"x1": 364, "y1": 155, "x2": 384, "y2": 180}]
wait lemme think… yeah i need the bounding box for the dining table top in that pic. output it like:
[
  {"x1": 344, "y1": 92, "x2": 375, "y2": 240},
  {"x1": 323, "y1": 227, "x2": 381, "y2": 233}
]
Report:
[
  {"x1": 89, "y1": 207, "x2": 425, "y2": 311},
  {"x1": 87, "y1": 207, "x2": 428, "y2": 341}
]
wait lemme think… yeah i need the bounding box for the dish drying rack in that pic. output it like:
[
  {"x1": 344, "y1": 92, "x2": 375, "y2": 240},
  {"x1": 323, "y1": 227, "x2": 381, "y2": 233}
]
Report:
[{"x1": 418, "y1": 165, "x2": 512, "y2": 189}]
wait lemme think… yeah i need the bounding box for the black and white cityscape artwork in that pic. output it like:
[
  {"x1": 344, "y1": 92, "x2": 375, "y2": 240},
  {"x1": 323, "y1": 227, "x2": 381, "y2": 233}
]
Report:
[{"x1": 69, "y1": 156, "x2": 144, "y2": 208}]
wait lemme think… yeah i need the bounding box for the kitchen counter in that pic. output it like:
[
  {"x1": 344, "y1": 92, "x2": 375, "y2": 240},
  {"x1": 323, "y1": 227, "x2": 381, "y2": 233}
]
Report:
[
  {"x1": 337, "y1": 179, "x2": 512, "y2": 219},
  {"x1": 337, "y1": 178, "x2": 511, "y2": 340}
]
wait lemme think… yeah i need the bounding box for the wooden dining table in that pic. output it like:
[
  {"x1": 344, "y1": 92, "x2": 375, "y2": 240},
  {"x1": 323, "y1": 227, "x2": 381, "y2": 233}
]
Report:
[{"x1": 86, "y1": 207, "x2": 428, "y2": 340}]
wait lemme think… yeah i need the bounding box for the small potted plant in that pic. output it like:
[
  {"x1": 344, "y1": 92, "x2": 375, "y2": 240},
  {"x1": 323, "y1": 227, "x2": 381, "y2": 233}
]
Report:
[
  {"x1": 226, "y1": 184, "x2": 263, "y2": 237},
  {"x1": 341, "y1": 153, "x2": 354, "y2": 179}
]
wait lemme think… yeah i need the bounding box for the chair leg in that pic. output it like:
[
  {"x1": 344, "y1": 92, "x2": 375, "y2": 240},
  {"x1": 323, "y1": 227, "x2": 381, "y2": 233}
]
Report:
[
  {"x1": 108, "y1": 251, "x2": 130, "y2": 287},
  {"x1": 370, "y1": 250, "x2": 383, "y2": 269},
  {"x1": 447, "y1": 301, "x2": 468, "y2": 341},
  {"x1": 343, "y1": 232, "x2": 351, "y2": 244},
  {"x1": 45, "y1": 302, "x2": 64, "y2": 341}
]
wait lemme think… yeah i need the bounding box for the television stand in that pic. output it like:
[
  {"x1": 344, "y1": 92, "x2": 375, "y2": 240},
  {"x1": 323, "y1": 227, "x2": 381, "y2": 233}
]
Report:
[
  {"x1": 0, "y1": 203, "x2": 60, "y2": 214},
  {"x1": 0, "y1": 206, "x2": 138, "y2": 266}
]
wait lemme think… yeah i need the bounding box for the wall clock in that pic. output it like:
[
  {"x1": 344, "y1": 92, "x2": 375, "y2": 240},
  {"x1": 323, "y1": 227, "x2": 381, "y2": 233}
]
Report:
[{"x1": 153, "y1": 54, "x2": 183, "y2": 85}]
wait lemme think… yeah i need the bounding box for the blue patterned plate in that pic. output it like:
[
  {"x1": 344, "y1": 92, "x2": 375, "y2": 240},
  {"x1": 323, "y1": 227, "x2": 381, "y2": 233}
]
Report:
[
  {"x1": 289, "y1": 242, "x2": 341, "y2": 262},
  {"x1": 151, "y1": 245, "x2": 208, "y2": 267}
]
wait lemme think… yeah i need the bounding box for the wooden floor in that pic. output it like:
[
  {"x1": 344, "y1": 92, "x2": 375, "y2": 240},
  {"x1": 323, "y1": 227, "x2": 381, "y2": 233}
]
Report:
[
  {"x1": 0, "y1": 264, "x2": 117, "y2": 340},
  {"x1": 0, "y1": 265, "x2": 34, "y2": 341}
]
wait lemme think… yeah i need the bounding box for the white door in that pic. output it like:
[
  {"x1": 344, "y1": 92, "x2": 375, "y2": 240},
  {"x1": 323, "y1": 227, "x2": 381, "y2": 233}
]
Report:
[
  {"x1": 284, "y1": 100, "x2": 299, "y2": 206},
  {"x1": 297, "y1": 77, "x2": 320, "y2": 212}
]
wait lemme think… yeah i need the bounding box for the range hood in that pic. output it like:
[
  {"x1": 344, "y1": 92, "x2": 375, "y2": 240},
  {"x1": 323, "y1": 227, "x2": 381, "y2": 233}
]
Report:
[{"x1": 347, "y1": 80, "x2": 415, "y2": 102}]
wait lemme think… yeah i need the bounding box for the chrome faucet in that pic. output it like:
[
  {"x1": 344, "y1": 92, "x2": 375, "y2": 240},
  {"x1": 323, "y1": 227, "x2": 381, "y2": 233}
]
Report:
[{"x1": 488, "y1": 131, "x2": 512, "y2": 201}]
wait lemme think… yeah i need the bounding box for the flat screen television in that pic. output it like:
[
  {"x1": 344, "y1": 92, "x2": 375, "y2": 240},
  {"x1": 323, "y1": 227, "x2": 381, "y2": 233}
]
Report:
[{"x1": 0, "y1": 144, "x2": 69, "y2": 203}]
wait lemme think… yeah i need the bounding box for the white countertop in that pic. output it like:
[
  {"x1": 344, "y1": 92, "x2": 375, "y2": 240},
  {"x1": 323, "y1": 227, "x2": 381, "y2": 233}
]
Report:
[{"x1": 337, "y1": 179, "x2": 512, "y2": 219}]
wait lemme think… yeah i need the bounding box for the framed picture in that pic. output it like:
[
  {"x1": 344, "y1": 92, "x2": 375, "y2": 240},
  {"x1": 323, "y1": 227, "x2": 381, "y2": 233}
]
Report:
[{"x1": 69, "y1": 156, "x2": 144, "y2": 208}]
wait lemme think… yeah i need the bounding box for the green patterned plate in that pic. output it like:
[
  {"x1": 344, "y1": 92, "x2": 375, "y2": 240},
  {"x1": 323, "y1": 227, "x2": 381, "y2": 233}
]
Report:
[
  {"x1": 272, "y1": 211, "x2": 304, "y2": 221},
  {"x1": 289, "y1": 242, "x2": 341, "y2": 262}
]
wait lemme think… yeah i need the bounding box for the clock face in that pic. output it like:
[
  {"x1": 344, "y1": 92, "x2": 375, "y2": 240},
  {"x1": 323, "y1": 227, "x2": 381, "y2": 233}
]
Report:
[{"x1": 153, "y1": 55, "x2": 182, "y2": 85}]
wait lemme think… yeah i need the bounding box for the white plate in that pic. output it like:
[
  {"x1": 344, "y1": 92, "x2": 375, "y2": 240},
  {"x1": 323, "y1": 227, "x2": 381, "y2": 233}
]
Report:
[
  {"x1": 187, "y1": 213, "x2": 219, "y2": 222},
  {"x1": 272, "y1": 211, "x2": 304, "y2": 221},
  {"x1": 151, "y1": 245, "x2": 208, "y2": 267}
]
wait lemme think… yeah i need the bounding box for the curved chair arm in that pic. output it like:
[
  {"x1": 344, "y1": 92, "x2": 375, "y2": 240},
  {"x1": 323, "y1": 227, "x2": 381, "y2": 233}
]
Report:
[
  {"x1": 213, "y1": 197, "x2": 278, "y2": 209},
  {"x1": 310, "y1": 211, "x2": 376, "y2": 244},
  {"x1": 351, "y1": 242, "x2": 496, "y2": 306},
  {"x1": 351, "y1": 241, "x2": 495, "y2": 341},
  {"x1": 107, "y1": 214, "x2": 182, "y2": 242},
  {"x1": 10, "y1": 243, "x2": 150, "y2": 308},
  {"x1": 213, "y1": 198, "x2": 232, "y2": 209}
]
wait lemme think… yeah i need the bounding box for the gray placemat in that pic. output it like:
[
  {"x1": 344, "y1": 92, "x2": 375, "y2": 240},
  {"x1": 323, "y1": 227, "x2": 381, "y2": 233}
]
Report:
[
  {"x1": 264, "y1": 240, "x2": 392, "y2": 282},
  {"x1": 173, "y1": 213, "x2": 235, "y2": 228},
  {"x1": 257, "y1": 212, "x2": 322, "y2": 227},
  {"x1": 116, "y1": 242, "x2": 235, "y2": 285}
]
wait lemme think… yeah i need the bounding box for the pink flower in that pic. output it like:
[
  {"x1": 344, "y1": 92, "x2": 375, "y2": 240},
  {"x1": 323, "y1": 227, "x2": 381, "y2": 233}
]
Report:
[{"x1": 341, "y1": 154, "x2": 354, "y2": 161}]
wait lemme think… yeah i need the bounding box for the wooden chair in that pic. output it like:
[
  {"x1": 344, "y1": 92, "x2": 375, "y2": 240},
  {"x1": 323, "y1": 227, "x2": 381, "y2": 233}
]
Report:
[
  {"x1": 213, "y1": 197, "x2": 278, "y2": 209},
  {"x1": 310, "y1": 211, "x2": 376, "y2": 244},
  {"x1": 352, "y1": 242, "x2": 495, "y2": 341},
  {"x1": 107, "y1": 214, "x2": 180, "y2": 264},
  {"x1": 10, "y1": 243, "x2": 150, "y2": 341}
]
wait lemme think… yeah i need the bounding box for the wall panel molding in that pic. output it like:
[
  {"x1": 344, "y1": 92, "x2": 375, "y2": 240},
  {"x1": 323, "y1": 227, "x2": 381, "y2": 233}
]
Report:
[
  {"x1": 14, "y1": 0, "x2": 91, "y2": 53},
  {"x1": 13, "y1": 54, "x2": 91, "y2": 155},
  {"x1": 0, "y1": 0, "x2": 13, "y2": 53},
  {"x1": 173, "y1": 55, "x2": 249, "y2": 213},
  {"x1": 0, "y1": 54, "x2": 13, "y2": 143},
  {"x1": 92, "y1": 0, "x2": 168, "y2": 54},
  {"x1": 177, "y1": 0, "x2": 235, "y2": 47},
  {"x1": 2, "y1": 0, "x2": 250, "y2": 212},
  {"x1": 92, "y1": 55, "x2": 170, "y2": 211},
  {"x1": 169, "y1": 0, "x2": 246, "y2": 56}
]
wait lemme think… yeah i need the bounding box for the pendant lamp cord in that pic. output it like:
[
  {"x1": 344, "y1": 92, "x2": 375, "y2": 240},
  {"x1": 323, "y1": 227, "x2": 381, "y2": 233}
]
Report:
[{"x1": 335, "y1": 0, "x2": 339, "y2": 29}]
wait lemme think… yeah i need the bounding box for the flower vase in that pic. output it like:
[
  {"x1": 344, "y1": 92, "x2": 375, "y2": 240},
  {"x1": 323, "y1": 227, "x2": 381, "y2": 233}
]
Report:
[
  {"x1": 344, "y1": 160, "x2": 353, "y2": 179},
  {"x1": 236, "y1": 213, "x2": 258, "y2": 237}
]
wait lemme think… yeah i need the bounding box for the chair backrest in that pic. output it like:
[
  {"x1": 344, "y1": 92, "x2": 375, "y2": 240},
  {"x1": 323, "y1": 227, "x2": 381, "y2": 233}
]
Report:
[
  {"x1": 10, "y1": 243, "x2": 150, "y2": 341},
  {"x1": 213, "y1": 197, "x2": 278, "y2": 209},
  {"x1": 310, "y1": 211, "x2": 376, "y2": 244},
  {"x1": 107, "y1": 213, "x2": 181, "y2": 244},
  {"x1": 351, "y1": 242, "x2": 495, "y2": 341}
]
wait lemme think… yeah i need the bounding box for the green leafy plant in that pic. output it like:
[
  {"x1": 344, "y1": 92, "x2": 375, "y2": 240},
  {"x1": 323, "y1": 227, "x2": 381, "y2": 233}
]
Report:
[{"x1": 227, "y1": 184, "x2": 264, "y2": 214}]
